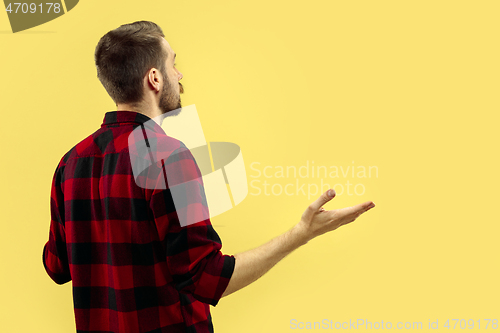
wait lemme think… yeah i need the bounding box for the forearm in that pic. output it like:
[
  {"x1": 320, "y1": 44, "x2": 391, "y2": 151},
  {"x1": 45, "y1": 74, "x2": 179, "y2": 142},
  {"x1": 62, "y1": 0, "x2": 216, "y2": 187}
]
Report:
[
  {"x1": 221, "y1": 223, "x2": 309, "y2": 297},
  {"x1": 219, "y1": 189, "x2": 375, "y2": 298}
]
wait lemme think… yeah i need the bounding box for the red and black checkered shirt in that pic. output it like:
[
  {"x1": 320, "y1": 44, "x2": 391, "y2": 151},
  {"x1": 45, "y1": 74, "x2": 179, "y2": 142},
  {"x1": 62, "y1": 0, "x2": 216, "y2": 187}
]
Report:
[{"x1": 42, "y1": 111, "x2": 235, "y2": 333}]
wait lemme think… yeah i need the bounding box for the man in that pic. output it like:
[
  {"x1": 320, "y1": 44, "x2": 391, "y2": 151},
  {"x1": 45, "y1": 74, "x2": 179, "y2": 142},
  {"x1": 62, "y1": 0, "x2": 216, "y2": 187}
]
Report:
[{"x1": 42, "y1": 20, "x2": 375, "y2": 333}]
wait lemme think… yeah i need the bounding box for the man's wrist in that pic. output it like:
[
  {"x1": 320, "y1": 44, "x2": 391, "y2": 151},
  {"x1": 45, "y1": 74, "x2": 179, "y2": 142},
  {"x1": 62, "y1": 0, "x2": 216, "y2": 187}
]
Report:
[{"x1": 290, "y1": 222, "x2": 311, "y2": 247}]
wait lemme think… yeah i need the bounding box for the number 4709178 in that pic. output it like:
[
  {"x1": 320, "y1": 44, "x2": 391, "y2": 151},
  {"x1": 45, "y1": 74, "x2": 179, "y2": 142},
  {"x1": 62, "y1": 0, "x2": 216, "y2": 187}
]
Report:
[
  {"x1": 5, "y1": 3, "x2": 62, "y2": 14},
  {"x1": 443, "y1": 319, "x2": 498, "y2": 329}
]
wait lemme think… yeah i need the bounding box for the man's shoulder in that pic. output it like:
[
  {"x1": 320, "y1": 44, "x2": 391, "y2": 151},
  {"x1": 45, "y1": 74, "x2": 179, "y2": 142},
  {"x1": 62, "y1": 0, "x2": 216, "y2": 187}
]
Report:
[
  {"x1": 57, "y1": 124, "x2": 183, "y2": 160},
  {"x1": 128, "y1": 124, "x2": 188, "y2": 160},
  {"x1": 57, "y1": 143, "x2": 78, "y2": 168},
  {"x1": 55, "y1": 125, "x2": 190, "y2": 177},
  {"x1": 56, "y1": 128, "x2": 102, "y2": 167}
]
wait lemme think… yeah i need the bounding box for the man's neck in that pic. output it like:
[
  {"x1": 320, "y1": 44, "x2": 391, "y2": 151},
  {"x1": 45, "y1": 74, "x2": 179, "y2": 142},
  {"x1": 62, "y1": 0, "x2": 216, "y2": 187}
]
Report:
[{"x1": 116, "y1": 104, "x2": 163, "y2": 126}]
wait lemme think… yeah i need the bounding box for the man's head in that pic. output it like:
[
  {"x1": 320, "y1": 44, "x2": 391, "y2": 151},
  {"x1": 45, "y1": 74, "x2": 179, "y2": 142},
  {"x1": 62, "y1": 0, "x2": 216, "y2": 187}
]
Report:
[{"x1": 95, "y1": 21, "x2": 183, "y2": 119}]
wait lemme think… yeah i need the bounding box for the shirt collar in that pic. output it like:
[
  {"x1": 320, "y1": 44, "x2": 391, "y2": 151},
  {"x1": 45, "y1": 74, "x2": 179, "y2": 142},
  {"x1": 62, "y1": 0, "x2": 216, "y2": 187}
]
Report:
[{"x1": 101, "y1": 111, "x2": 166, "y2": 134}]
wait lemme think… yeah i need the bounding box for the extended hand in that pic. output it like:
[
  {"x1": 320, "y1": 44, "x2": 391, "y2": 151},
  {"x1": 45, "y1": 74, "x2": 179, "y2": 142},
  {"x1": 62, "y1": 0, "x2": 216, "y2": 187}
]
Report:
[{"x1": 296, "y1": 189, "x2": 375, "y2": 243}]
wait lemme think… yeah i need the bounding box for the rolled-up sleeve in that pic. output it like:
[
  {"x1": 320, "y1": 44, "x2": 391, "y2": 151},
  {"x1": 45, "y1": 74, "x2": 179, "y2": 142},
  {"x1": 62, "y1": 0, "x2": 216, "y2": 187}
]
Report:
[
  {"x1": 148, "y1": 143, "x2": 235, "y2": 306},
  {"x1": 42, "y1": 163, "x2": 71, "y2": 285}
]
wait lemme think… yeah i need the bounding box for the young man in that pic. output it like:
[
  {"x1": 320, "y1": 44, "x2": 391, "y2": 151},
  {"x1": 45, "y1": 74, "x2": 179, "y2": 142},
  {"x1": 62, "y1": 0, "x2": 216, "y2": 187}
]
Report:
[{"x1": 42, "y1": 20, "x2": 375, "y2": 333}]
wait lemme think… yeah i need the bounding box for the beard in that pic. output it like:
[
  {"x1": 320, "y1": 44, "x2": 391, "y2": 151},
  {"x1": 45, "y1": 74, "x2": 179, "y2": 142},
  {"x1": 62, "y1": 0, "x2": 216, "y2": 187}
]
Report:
[{"x1": 158, "y1": 70, "x2": 183, "y2": 119}]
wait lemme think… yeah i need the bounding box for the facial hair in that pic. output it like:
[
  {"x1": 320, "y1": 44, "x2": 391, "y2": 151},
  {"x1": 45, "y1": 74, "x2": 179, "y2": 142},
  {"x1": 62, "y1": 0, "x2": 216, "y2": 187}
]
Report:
[{"x1": 159, "y1": 69, "x2": 183, "y2": 118}]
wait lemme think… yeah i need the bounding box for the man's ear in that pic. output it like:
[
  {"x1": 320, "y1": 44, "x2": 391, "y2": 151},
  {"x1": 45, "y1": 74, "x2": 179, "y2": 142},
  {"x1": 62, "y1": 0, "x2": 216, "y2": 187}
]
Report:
[{"x1": 146, "y1": 69, "x2": 161, "y2": 92}]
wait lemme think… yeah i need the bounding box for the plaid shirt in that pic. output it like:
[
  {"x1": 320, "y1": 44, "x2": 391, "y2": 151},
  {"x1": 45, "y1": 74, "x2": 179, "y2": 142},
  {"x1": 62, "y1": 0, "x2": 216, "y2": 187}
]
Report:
[{"x1": 42, "y1": 111, "x2": 235, "y2": 333}]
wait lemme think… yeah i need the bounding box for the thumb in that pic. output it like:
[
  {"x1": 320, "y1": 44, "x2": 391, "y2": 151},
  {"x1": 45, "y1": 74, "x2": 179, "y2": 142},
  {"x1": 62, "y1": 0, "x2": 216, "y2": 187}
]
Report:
[{"x1": 309, "y1": 189, "x2": 336, "y2": 211}]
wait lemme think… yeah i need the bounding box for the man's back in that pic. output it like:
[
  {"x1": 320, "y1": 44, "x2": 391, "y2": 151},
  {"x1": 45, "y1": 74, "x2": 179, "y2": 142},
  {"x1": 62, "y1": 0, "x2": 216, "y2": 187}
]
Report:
[
  {"x1": 43, "y1": 110, "x2": 235, "y2": 333},
  {"x1": 43, "y1": 20, "x2": 375, "y2": 333}
]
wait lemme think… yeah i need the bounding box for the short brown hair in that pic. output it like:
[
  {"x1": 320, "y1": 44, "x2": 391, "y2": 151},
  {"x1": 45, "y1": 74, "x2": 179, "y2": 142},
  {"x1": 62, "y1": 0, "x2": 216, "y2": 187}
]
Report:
[{"x1": 95, "y1": 21, "x2": 168, "y2": 105}]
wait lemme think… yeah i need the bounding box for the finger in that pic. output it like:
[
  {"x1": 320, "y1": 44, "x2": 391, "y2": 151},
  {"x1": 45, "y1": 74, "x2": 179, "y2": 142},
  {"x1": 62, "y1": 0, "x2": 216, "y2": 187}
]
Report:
[
  {"x1": 309, "y1": 189, "x2": 336, "y2": 212},
  {"x1": 342, "y1": 201, "x2": 375, "y2": 216}
]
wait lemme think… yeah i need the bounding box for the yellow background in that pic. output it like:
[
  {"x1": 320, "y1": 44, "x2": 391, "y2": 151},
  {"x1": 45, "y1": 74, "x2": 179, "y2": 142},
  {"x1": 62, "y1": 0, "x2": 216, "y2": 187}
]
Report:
[{"x1": 1, "y1": 0, "x2": 499, "y2": 332}]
